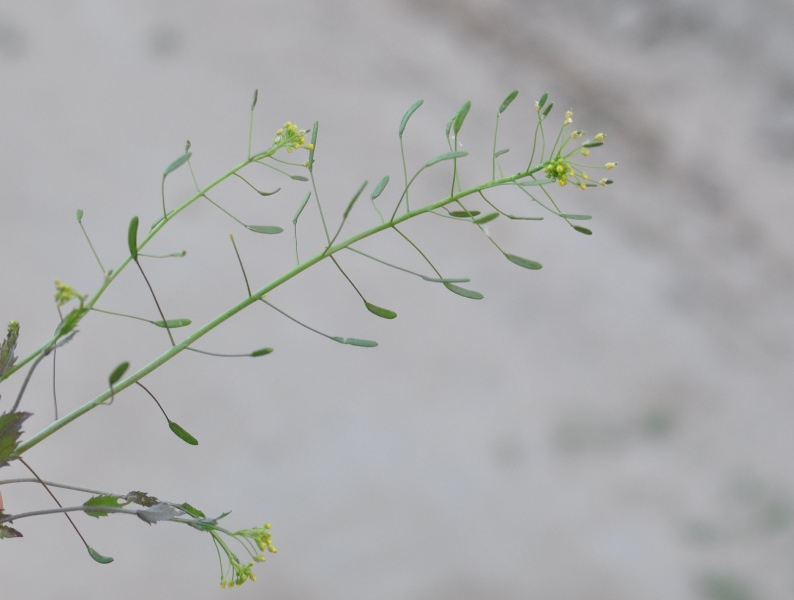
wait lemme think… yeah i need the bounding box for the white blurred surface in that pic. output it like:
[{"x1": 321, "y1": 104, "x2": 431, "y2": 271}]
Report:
[{"x1": 1, "y1": 1, "x2": 793, "y2": 598}]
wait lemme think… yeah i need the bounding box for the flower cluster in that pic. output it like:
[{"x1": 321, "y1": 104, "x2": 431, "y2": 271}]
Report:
[
  {"x1": 54, "y1": 280, "x2": 86, "y2": 307},
  {"x1": 217, "y1": 523, "x2": 277, "y2": 589},
  {"x1": 272, "y1": 121, "x2": 314, "y2": 154},
  {"x1": 542, "y1": 110, "x2": 617, "y2": 189}
]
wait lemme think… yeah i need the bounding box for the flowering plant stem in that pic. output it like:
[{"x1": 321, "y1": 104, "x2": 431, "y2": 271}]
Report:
[{"x1": 13, "y1": 158, "x2": 546, "y2": 456}]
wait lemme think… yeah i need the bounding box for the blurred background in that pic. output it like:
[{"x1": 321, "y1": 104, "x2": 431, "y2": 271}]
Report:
[{"x1": 1, "y1": 1, "x2": 793, "y2": 598}]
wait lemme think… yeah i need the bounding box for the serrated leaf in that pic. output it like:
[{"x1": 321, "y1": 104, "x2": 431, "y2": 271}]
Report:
[
  {"x1": 425, "y1": 151, "x2": 468, "y2": 167},
  {"x1": 137, "y1": 502, "x2": 181, "y2": 524},
  {"x1": 169, "y1": 421, "x2": 198, "y2": 445},
  {"x1": 127, "y1": 216, "x2": 139, "y2": 260},
  {"x1": 0, "y1": 411, "x2": 32, "y2": 467},
  {"x1": 87, "y1": 546, "x2": 114, "y2": 564},
  {"x1": 399, "y1": 99, "x2": 424, "y2": 137},
  {"x1": 537, "y1": 91, "x2": 549, "y2": 109},
  {"x1": 331, "y1": 337, "x2": 378, "y2": 348},
  {"x1": 83, "y1": 494, "x2": 124, "y2": 518},
  {"x1": 123, "y1": 491, "x2": 158, "y2": 507},
  {"x1": 453, "y1": 100, "x2": 471, "y2": 135},
  {"x1": 179, "y1": 502, "x2": 206, "y2": 519},
  {"x1": 0, "y1": 321, "x2": 20, "y2": 379},
  {"x1": 364, "y1": 302, "x2": 397, "y2": 320},
  {"x1": 0, "y1": 524, "x2": 23, "y2": 538},
  {"x1": 498, "y1": 90, "x2": 518, "y2": 114},
  {"x1": 163, "y1": 152, "x2": 192, "y2": 177},
  {"x1": 473, "y1": 212, "x2": 500, "y2": 225},
  {"x1": 108, "y1": 362, "x2": 129, "y2": 387},
  {"x1": 370, "y1": 176, "x2": 389, "y2": 200},
  {"x1": 504, "y1": 253, "x2": 543, "y2": 270},
  {"x1": 558, "y1": 214, "x2": 592, "y2": 220},
  {"x1": 443, "y1": 282, "x2": 484, "y2": 300},
  {"x1": 151, "y1": 319, "x2": 191, "y2": 328},
  {"x1": 250, "y1": 347, "x2": 274, "y2": 357},
  {"x1": 246, "y1": 225, "x2": 284, "y2": 235},
  {"x1": 449, "y1": 210, "x2": 481, "y2": 218},
  {"x1": 76, "y1": 209, "x2": 84, "y2": 223},
  {"x1": 494, "y1": 148, "x2": 509, "y2": 158},
  {"x1": 573, "y1": 226, "x2": 593, "y2": 235},
  {"x1": 54, "y1": 307, "x2": 88, "y2": 337}
]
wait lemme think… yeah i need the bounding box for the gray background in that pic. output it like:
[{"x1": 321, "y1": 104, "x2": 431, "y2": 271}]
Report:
[{"x1": 1, "y1": 1, "x2": 793, "y2": 599}]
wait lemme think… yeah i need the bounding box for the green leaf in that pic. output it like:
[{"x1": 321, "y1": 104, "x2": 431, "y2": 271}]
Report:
[
  {"x1": 83, "y1": 494, "x2": 124, "y2": 518},
  {"x1": 54, "y1": 307, "x2": 88, "y2": 337},
  {"x1": 87, "y1": 546, "x2": 114, "y2": 564},
  {"x1": 498, "y1": 90, "x2": 519, "y2": 114},
  {"x1": 343, "y1": 181, "x2": 368, "y2": 219},
  {"x1": 370, "y1": 175, "x2": 390, "y2": 200},
  {"x1": 399, "y1": 99, "x2": 424, "y2": 137},
  {"x1": 542, "y1": 101, "x2": 554, "y2": 118},
  {"x1": 108, "y1": 362, "x2": 129, "y2": 386},
  {"x1": 307, "y1": 121, "x2": 318, "y2": 171},
  {"x1": 420, "y1": 276, "x2": 470, "y2": 283},
  {"x1": 169, "y1": 421, "x2": 199, "y2": 445},
  {"x1": 179, "y1": 502, "x2": 206, "y2": 519},
  {"x1": 364, "y1": 302, "x2": 397, "y2": 320},
  {"x1": 163, "y1": 152, "x2": 192, "y2": 177},
  {"x1": 582, "y1": 141, "x2": 603, "y2": 148},
  {"x1": 250, "y1": 347, "x2": 274, "y2": 357},
  {"x1": 123, "y1": 491, "x2": 158, "y2": 507},
  {"x1": 246, "y1": 225, "x2": 284, "y2": 235},
  {"x1": 251, "y1": 88, "x2": 258, "y2": 110},
  {"x1": 443, "y1": 282, "x2": 484, "y2": 300},
  {"x1": 537, "y1": 91, "x2": 549, "y2": 109},
  {"x1": 473, "y1": 212, "x2": 500, "y2": 225},
  {"x1": 331, "y1": 337, "x2": 378, "y2": 348},
  {"x1": 293, "y1": 191, "x2": 311, "y2": 225},
  {"x1": 453, "y1": 100, "x2": 471, "y2": 135},
  {"x1": 449, "y1": 210, "x2": 481, "y2": 218},
  {"x1": 0, "y1": 411, "x2": 31, "y2": 467},
  {"x1": 573, "y1": 226, "x2": 593, "y2": 235},
  {"x1": 127, "y1": 216, "x2": 139, "y2": 260},
  {"x1": 494, "y1": 149, "x2": 509, "y2": 158},
  {"x1": 290, "y1": 174, "x2": 309, "y2": 182},
  {"x1": 151, "y1": 319, "x2": 191, "y2": 328},
  {"x1": 76, "y1": 209, "x2": 84, "y2": 223},
  {"x1": 0, "y1": 524, "x2": 23, "y2": 538},
  {"x1": 425, "y1": 151, "x2": 468, "y2": 167},
  {"x1": 0, "y1": 320, "x2": 20, "y2": 379},
  {"x1": 558, "y1": 214, "x2": 592, "y2": 220},
  {"x1": 504, "y1": 253, "x2": 543, "y2": 270},
  {"x1": 258, "y1": 187, "x2": 281, "y2": 196}
]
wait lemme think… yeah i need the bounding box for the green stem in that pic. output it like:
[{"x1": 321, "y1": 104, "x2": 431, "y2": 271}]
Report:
[{"x1": 15, "y1": 162, "x2": 547, "y2": 454}]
